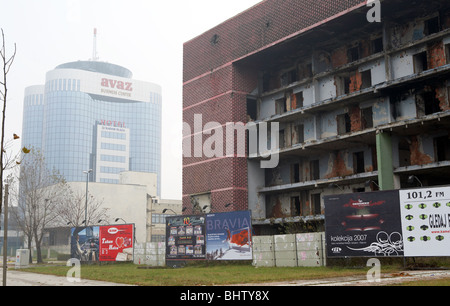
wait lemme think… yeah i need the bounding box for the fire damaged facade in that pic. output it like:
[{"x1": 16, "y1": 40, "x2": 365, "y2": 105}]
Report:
[{"x1": 183, "y1": 0, "x2": 450, "y2": 234}]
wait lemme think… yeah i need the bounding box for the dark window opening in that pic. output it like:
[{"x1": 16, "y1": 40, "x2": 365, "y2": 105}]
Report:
[
  {"x1": 371, "y1": 37, "x2": 384, "y2": 54},
  {"x1": 281, "y1": 69, "x2": 298, "y2": 87},
  {"x1": 398, "y1": 138, "x2": 411, "y2": 167},
  {"x1": 434, "y1": 135, "x2": 450, "y2": 162},
  {"x1": 416, "y1": 90, "x2": 441, "y2": 116},
  {"x1": 304, "y1": 64, "x2": 313, "y2": 79},
  {"x1": 294, "y1": 91, "x2": 304, "y2": 109},
  {"x1": 353, "y1": 151, "x2": 365, "y2": 174},
  {"x1": 413, "y1": 51, "x2": 428, "y2": 73},
  {"x1": 246, "y1": 98, "x2": 257, "y2": 121},
  {"x1": 291, "y1": 196, "x2": 301, "y2": 216},
  {"x1": 446, "y1": 44, "x2": 450, "y2": 64},
  {"x1": 275, "y1": 97, "x2": 286, "y2": 115},
  {"x1": 361, "y1": 70, "x2": 372, "y2": 89},
  {"x1": 424, "y1": 16, "x2": 440, "y2": 36},
  {"x1": 344, "y1": 76, "x2": 351, "y2": 94},
  {"x1": 337, "y1": 113, "x2": 351, "y2": 135},
  {"x1": 294, "y1": 124, "x2": 304, "y2": 144},
  {"x1": 361, "y1": 107, "x2": 373, "y2": 129},
  {"x1": 311, "y1": 193, "x2": 322, "y2": 215},
  {"x1": 347, "y1": 45, "x2": 360, "y2": 62},
  {"x1": 279, "y1": 129, "x2": 285, "y2": 148},
  {"x1": 310, "y1": 160, "x2": 320, "y2": 180},
  {"x1": 291, "y1": 163, "x2": 300, "y2": 183}
]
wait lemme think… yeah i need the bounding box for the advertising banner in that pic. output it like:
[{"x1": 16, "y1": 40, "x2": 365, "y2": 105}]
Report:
[
  {"x1": 325, "y1": 190, "x2": 403, "y2": 257},
  {"x1": 70, "y1": 226, "x2": 99, "y2": 262},
  {"x1": 99, "y1": 224, "x2": 134, "y2": 262},
  {"x1": 205, "y1": 211, "x2": 252, "y2": 260},
  {"x1": 70, "y1": 224, "x2": 134, "y2": 262},
  {"x1": 165, "y1": 211, "x2": 253, "y2": 261},
  {"x1": 399, "y1": 186, "x2": 450, "y2": 257},
  {"x1": 166, "y1": 215, "x2": 206, "y2": 260}
]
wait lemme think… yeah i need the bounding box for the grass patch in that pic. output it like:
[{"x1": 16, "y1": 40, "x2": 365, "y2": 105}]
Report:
[
  {"x1": 392, "y1": 278, "x2": 450, "y2": 286},
  {"x1": 22, "y1": 262, "x2": 401, "y2": 286}
]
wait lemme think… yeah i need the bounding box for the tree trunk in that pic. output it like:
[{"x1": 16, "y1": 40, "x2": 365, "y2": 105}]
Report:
[
  {"x1": 34, "y1": 233, "x2": 43, "y2": 263},
  {"x1": 27, "y1": 239, "x2": 32, "y2": 264}
]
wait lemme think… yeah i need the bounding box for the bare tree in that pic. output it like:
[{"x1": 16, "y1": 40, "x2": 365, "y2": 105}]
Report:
[
  {"x1": 54, "y1": 186, "x2": 110, "y2": 227},
  {"x1": 11, "y1": 148, "x2": 67, "y2": 263},
  {"x1": 0, "y1": 28, "x2": 17, "y2": 215}
]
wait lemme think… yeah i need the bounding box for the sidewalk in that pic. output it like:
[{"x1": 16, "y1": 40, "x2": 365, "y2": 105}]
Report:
[
  {"x1": 0, "y1": 266, "x2": 133, "y2": 286},
  {"x1": 236, "y1": 270, "x2": 450, "y2": 286}
]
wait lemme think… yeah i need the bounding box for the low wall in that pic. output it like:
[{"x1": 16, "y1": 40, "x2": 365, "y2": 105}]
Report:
[
  {"x1": 252, "y1": 232, "x2": 326, "y2": 267},
  {"x1": 132, "y1": 232, "x2": 325, "y2": 267}
]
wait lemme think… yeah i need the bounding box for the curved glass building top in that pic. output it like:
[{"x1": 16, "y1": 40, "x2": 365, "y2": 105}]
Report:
[
  {"x1": 55, "y1": 61, "x2": 132, "y2": 78},
  {"x1": 22, "y1": 61, "x2": 162, "y2": 195}
]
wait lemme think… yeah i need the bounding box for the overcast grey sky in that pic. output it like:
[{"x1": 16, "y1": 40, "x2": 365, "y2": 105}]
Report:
[{"x1": 0, "y1": 0, "x2": 262, "y2": 200}]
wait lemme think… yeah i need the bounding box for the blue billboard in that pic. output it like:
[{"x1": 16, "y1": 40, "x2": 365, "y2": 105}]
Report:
[{"x1": 205, "y1": 211, "x2": 252, "y2": 260}]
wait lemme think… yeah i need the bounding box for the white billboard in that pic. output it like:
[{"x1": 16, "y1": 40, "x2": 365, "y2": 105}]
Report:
[{"x1": 399, "y1": 186, "x2": 450, "y2": 257}]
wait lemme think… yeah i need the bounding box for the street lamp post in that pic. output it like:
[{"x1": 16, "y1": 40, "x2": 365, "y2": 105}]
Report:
[{"x1": 83, "y1": 169, "x2": 92, "y2": 226}]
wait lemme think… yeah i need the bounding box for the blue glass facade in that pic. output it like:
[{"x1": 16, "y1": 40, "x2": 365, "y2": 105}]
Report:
[{"x1": 22, "y1": 61, "x2": 162, "y2": 195}]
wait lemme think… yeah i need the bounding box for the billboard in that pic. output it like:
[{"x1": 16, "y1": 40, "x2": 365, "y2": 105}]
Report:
[
  {"x1": 70, "y1": 224, "x2": 134, "y2": 262},
  {"x1": 165, "y1": 211, "x2": 252, "y2": 261},
  {"x1": 166, "y1": 215, "x2": 206, "y2": 260},
  {"x1": 325, "y1": 186, "x2": 450, "y2": 258},
  {"x1": 399, "y1": 186, "x2": 450, "y2": 257},
  {"x1": 325, "y1": 190, "x2": 403, "y2": 257},
  {"x1": 206, "y1": 211, "x2": 252, "y2": 260},
  {"x1": 99, "y1": 224, "x2": 134, "y2": 261}
]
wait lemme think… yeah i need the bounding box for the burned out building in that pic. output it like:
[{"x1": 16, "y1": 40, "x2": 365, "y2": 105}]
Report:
[{"x1": 183, "y1": 0, "x2": 450, "y2": 234}]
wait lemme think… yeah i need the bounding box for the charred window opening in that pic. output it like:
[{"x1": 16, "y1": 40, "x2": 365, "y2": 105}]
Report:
[
  {"x1": 361, "y1": 107, "x2": 373, "y2": 129},
  {"x1": 361, "y1": 70, "x2": 372, "y2": 89},
  {"x1": 413, "y1": 51, "x2": 428, "y2": 73},
  {"x1": 294, "y1": 91, "x2": 304, "y2": 109},
  {"x1": 310, "y1": 160, "x2": 320, "y2": 180},
  {"x1": 311, "y1": 193, "x2": 321, "y2": 215},
  {"x1": 424, "y1": 16, "x2": 440, "y2": 36},
  {"x1": 446, "y1": 43, "x2": 450, "y2": 64},
  {"x1": 246, "y1": 98, "x2": 257, "y2": 121},
  {"x1": 398, "y1": 138, "x2": 411, "y2": 167},
  {"x1": 347, "y1": 45, "x2": 360, "y2": 62},
  {"x1": 281, "y1": 69, "x2": 298, "y2": 87},
  {"x1": 416, "y1": 88, "x2": 441, "y2": 116},
  {"x1": 434, "y1": 135, "x2": 450, "y2": 162},
  {"x1": 294, "y1": 124, "x2": 304, "y2": 144},
  {"x1": 353, "y1": 151, "x2": 365, "y2": 174},
  {"x1": 336, "y1": 74, "x2": 352, "y2": 96},
  {"x1": 291, "y1": 163, "x2": 300, "y2": 183},
  {"x1": 291, "y1": 196, "x2": 301, "y2": 216},
  {"x1": 275, "y1": 97, "x2": 286, "y2": 115},
  {"x1": 337, "y1": 113, "x2": 351, "y2": 135},
  {"x1": 371, "y1": 37, "x2": 384, "y2": 54},
  {"x1": 279, "y1": 129, "x2": 285, "y2": 148}
]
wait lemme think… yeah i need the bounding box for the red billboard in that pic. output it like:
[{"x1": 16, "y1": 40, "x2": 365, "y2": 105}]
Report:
[{"x1": 99, "y1": 224, "x2": 134, "y2": 262}]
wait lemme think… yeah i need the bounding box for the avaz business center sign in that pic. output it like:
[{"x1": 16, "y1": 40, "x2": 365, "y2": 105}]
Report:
[{"x1": 325, "y1": 186, "x2": 450, "y2": 258}]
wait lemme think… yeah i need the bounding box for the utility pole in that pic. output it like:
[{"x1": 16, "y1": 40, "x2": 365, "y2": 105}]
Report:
[{"x1": 2, "y1": 182, "x2": 8, "y2": 286}]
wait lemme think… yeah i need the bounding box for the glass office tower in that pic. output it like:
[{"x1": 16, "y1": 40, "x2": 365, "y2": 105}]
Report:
[{"x1": 22, "y1": 61, "x2": 162, "y2": 195}]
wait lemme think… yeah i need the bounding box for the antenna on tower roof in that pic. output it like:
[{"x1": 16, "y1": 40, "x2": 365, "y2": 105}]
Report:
[{"x1": 92, "y1": 28, "x2": 99, "y2": 61}]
